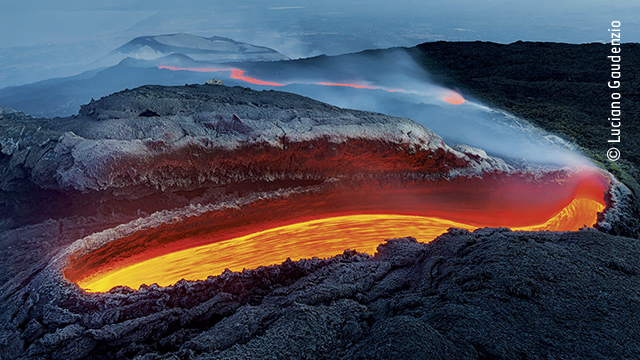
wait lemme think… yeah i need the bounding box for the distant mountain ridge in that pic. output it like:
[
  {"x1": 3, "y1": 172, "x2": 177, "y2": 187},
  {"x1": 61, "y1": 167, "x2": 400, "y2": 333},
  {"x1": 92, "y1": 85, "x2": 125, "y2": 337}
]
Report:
[
  {"x1": 94, "y1": 33, "x2": 289, "y2": 68},
  {"x1": 0, "y1": 34, "x2": 291, "y2": 118}
]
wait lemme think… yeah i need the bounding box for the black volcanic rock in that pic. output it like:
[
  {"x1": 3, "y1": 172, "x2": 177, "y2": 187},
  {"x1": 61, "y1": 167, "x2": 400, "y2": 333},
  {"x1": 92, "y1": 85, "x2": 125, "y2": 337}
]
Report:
[
  {"x1": 138, "y1": 109, "x2": 160, "y2": 117},
  {"x1": 407, "y1": 41, "x2": 640, "y2": 199},
  {"x1": 2, "y1": 226, "x2": 640, "y2": 359}
]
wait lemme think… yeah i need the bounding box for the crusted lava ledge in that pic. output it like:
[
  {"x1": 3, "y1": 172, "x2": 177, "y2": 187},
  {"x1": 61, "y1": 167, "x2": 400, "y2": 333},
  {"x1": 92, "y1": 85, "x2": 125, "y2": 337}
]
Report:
[{"x1": 5, "y1": 84, "x2": 509, "y2": 193}]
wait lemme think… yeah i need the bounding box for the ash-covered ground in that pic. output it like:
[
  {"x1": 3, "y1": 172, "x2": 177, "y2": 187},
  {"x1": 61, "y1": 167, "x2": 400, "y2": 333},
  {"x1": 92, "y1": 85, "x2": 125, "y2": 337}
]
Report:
[{"x1": 1, "y1": 84, "x2": 639, "y2": 359}]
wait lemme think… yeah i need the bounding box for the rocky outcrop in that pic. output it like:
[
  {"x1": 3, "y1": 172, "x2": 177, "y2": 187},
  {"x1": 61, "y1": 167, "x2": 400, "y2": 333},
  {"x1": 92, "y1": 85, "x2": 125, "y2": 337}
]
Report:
[
  {"x1": 0, "y1": 85, "x2": 510, "y2": 228},
  {"x1": 596, "y1": 178, "x2": 640, "y2": 238},
  {"x1": 2, "y1": 84, "x2": 505, "y2": 195}
]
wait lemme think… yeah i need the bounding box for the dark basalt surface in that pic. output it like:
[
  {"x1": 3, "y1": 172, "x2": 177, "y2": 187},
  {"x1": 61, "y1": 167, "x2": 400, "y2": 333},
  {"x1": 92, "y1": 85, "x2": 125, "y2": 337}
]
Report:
[
  {"x1": 407, "y1": 41, "x2": 640, "y2": 199},
  {"x1": 2, "y1": 226, "x2": 640, "y2": 359}
]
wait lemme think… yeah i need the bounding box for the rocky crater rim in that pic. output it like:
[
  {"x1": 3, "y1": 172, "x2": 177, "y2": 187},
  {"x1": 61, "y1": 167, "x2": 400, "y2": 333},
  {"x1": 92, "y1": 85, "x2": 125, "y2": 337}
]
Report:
[
  {"x1": 1, "y1": 84, "x2": 633, "y2": 294},
  {"x1": 1, "y1": 85, "x2": 521, "y2": 194}
]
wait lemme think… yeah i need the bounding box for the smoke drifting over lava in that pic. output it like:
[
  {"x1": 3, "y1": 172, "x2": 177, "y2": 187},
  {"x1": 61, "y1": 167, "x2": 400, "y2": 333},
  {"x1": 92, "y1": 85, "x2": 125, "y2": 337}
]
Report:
[{"x1": 155, "y1": 49, "x2": 592, "y2": 168}]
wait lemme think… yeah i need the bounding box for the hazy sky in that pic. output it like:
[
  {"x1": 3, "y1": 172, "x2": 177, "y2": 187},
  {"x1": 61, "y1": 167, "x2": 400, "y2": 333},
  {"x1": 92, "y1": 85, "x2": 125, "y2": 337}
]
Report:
[{"x1": 1, "y1": 0, "x2": 638, "y2": 87}]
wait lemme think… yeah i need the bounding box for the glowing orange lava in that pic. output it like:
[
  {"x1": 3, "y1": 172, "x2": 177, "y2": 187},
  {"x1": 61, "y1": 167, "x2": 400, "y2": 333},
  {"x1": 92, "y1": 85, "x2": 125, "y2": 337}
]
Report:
[
  {"x1": 76, "y1": 194, "x2": 604, "y2": 292},
  {"x1": 513, "y1": 198, "x2": 605, "y2": 231},
  {"x1": 78, "y1": 214, "x2": 476, "y2": 292},
  {"x1": 62, "y1": 122, "x2": 610, "y2": 293},
  {"x1": 157, "y1": 65, "x2": 285, "y2": 86},
  {"x1": 66, "y1": 167, "x2": 610, "y2": 292},
  {"x1": 157, "y1": 66, "x2": 405, "y2": 92},
  {"x1": 442, "y1": 91, "x2": 465, "y2": 104},
  {"x1": 229, "y1": 69, "x2": 285, "y2": 86}
]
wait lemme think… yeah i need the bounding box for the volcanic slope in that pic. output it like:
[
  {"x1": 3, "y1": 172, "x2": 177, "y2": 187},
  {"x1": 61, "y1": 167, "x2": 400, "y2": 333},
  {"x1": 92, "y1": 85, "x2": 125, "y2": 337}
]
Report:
[
  {"x1": 232, "y1": 41, "x2": 640, "y2": 201},
  {"x1": 0, "y1": 84, "x2": 638, "y2": 360},
  {"x1": 406, "y1": 41, "x2": 640, "y2": 198}
]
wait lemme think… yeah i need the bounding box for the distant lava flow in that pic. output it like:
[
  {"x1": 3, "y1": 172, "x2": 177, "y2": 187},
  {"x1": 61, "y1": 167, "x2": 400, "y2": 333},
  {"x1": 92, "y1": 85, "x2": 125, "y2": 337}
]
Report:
[
  {"x1": 157, "y1": 65, "x2": 285, "y2": 86},
  {"x1": 317, "y1": 82, "x2": 405, "y2": 92},
  {"x1": 442, "y1": 90, "x2": 465, "y2": 104},
  {"x1": 157, "y1": 65, "x2": 404, "y2": 93},
  {"x1": 65, "y1": 167, "x2": 609, "y2": 293}
]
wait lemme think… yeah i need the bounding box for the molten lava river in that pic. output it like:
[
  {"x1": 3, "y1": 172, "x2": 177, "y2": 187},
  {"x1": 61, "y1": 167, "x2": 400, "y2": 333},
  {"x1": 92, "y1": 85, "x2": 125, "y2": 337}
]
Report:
[
  {"x1": 63, "y1": 65, "x2": 609, "y2": 293},
  {"x1": 64, "y1": 166, "x2": 610, "y2": 293}
]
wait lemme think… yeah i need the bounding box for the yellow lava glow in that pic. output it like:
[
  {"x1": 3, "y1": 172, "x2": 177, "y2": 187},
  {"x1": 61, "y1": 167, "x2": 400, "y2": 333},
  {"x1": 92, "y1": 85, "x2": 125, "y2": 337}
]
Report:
[
  {"x1": 80, "y1": 198, "x2": 604, "y2": 292},
  {"x1": 80, "y1": 215, "x2": 476, "y2": 292},
  {"x1": 513, "y1": 198, "x2": 605, "y2": 232}
]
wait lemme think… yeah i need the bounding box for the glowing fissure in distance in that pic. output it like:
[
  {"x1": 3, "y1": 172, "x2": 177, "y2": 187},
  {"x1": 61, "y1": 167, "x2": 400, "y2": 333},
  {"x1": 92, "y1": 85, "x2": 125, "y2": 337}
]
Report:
[
  {"x1": 157, "y1": 65, "x2": 285, "y2": 86},
  {"x1": 157, "y1": 66, "x2": 407, "y2": 93}
]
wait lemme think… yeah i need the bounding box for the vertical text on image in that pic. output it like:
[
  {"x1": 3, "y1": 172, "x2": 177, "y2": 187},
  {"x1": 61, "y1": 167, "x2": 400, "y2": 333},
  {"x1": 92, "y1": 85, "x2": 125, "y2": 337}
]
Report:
[{"x1": 607, "y1": 21, "x2": 621, "y2": 162}]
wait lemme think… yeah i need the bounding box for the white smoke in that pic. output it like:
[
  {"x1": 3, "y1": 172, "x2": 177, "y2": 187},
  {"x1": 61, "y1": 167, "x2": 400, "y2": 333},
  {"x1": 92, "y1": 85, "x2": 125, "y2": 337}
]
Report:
[{"x1": 239, "y1": 49, "x2": 593, "y2": 168}]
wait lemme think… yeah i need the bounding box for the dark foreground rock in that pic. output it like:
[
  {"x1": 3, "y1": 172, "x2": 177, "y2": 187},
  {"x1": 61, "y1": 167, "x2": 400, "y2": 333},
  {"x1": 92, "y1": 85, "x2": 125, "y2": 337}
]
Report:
[{"x1": 2, "y1": 227, "x2": 640, "y2": 359}]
